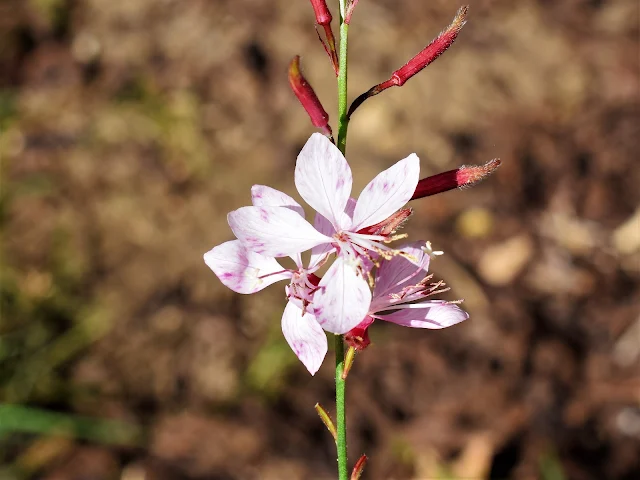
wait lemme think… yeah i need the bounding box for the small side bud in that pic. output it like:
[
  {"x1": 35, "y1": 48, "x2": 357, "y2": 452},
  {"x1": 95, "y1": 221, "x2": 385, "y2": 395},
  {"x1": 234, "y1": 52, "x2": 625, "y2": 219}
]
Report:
[
  {"x1": 392, "y1": 5, "x2": 468, "y2": 86},
  {"x1": 315, "y1": 403, "x2": 337, "y2": 441},
  {"x1": 288, "y1": 56, "x2": 333, "y2": 138},
  {"x1": 309, "y1": 0, "x2": 332, "y2": 25},
  {"x1": 411, "y1": 158, "x2": 501, "y2": 201},
  {"x1": 350, "y1": 454, "x2": 368, "y2": 480}
]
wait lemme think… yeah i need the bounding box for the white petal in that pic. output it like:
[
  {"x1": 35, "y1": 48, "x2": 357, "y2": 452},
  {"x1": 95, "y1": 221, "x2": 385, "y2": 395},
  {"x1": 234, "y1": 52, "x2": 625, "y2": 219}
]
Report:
[
  {"x1": 312, "y1": 255, "x2": 372, "y2": 334},
  {"x1": 203, "y1": 240, "x2": 290, "y2": 294},
  {"x1": 351, "y1": 154, "x2": 420, "y2": 230},
  {"x1": 228, "y1": 206, "x2": 331, "y2": 257},
  {"x1": 251, "y1": 185, "x2": 305, "y2": 218},
  {"x1": 378, "y1": 301, "x2": 469, "y2": 329},
  {"x1": 281, "y1": 301, "x2": 328, "y2": 375},
  {"x1": 295, "y1": 133, "x2": 352, "y2": 230},
  {"x1": 309, "y1": 212, "x2": 336, "y2": 269}
]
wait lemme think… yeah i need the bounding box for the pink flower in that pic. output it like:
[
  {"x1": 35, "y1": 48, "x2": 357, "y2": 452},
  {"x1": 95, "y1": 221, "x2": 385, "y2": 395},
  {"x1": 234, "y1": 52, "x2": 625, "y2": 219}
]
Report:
[
  {"x1": 293, "y1": 133, "x2": 421, "y2": 333},
  {"x1": 345, "y1": 242, "x2": 469, "y2": 350},
  {"x1": 205, "y1": 133, "x2": 423, "y2": 372},
  {"x1": 204, "y1": 186, "x2": 330, "y2": 375}
]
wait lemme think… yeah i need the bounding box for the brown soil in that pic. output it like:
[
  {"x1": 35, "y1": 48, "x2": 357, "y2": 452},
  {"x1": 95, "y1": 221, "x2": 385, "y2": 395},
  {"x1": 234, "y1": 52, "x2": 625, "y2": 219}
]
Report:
[{"x1": 1, "y1": 0, "x2": 639, "y2": 479}]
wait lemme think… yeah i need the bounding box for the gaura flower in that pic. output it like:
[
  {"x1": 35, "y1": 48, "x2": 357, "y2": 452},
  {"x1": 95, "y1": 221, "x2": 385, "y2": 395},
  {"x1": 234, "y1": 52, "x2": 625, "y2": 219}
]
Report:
[
  {"x1": 204, "y1": 186, "x2": 330, "y2": 374},
  {"x1": 205, "y1": 133, "x2": 424, "y2": 373},
  {"x1": 226, "y1": 133, "x2": 420, "y2": 334},
  {"x1": 346, "y1": 241, "x2": 469, "y2": 350}
]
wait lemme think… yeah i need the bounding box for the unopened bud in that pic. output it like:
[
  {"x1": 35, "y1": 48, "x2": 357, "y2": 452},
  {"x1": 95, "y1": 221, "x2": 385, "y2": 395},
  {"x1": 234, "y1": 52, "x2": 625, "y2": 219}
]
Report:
[
  {"x1": 309, "y1": 0, "x2": 332, "y2": 25},
  {"x1": 350, "y1": 454, "x2": 368, "y2": 480},
  {"x1": 347, "y1": 6, "x2": 469, "y2": 118},
  {"x1": 288, "y1": 56, "x2": 333, "y2": 138},
  {"x1": 315, "y1": 403, "x2": 337, "y2": 441},
  {"x1": 392, "y1": 5, "x2": 468, "y2": 86},
  {"x1": 411, "y1": 158, "x2": 501, "y2": 201}
]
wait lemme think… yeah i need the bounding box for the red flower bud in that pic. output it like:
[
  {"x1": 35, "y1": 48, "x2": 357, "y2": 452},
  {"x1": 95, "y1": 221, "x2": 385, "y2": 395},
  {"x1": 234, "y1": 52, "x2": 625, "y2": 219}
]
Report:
[
  {"x1": 392, "y1": 5, "x2": 468, "y2": 86},
  {"x1": 411, "y1": 158, "x2": 501, "y2": 201},
  {"x1": 347, "y1": 6, "x2": 469, "y2": 118},
  {"x1": 309, "y1": 0, "x2": 332, "y2": 25},
  {"x1": 350, "y1": 454, "x2": 368, "y2": 480},
  {"x1": 288, "y1": 56, "x2": 333, "y2": 138}
]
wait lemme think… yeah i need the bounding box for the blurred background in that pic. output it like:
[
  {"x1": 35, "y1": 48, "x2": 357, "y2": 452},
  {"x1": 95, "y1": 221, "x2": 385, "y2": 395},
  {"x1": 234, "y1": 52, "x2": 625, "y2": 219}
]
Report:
[{"x1": 1, "y1": 0, "x2": 638, "y2": 478}]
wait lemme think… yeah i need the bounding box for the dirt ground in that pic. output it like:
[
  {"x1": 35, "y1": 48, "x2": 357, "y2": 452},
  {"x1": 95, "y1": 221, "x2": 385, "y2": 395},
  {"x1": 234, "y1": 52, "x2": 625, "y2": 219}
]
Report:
[{"x1": 1, "y1": 0, "x2": 639, "y2": 479}]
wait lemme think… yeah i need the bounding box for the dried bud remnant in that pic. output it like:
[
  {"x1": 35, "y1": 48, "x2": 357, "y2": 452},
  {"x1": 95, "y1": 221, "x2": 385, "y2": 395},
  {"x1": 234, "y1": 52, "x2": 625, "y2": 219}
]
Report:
[
  {"x1": 288, "y1": 56, "x2": 333, "y2": 138},
  {"x1": 411, "y1": 158, "x2": 501, "y2": 201}
]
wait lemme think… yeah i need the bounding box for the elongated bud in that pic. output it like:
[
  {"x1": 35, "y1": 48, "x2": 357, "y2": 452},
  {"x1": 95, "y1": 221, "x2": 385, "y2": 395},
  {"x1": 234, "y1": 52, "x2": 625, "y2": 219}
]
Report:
[
  {"x1": 411, "y1": 158, "x2": 501, "y2": 201},
  {"x1": 348, "y1": 6, "x2": 469, "y2": 118},
  {"x1": 315, "y1": 403, "x2": 337, "y2": 441},
  {"x1": 309, "y1": 0, "x2": 332, "y2": 25},
  {"x1": 288, "y1": 56, "x2": 333, "y2": 138},
  {"x1": 392, "y1": 5, "x2": 468, "y2": 86},
  {"x1": 351, "y1": 455, "x2": 368, "y2": 480}
]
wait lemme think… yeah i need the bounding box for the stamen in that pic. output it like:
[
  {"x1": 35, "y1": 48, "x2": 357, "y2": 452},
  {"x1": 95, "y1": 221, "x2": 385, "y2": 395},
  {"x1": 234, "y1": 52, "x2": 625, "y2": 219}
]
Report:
[{"x1": 258, "y1": 269, "x2": 292, "y2": 280}]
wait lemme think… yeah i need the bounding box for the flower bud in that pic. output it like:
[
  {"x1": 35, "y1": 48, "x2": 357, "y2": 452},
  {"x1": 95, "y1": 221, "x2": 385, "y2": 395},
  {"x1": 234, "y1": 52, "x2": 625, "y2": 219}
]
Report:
[
  {"x1": 350, "y1": 454, "x2": 368, "y2": 480},
  {"x1": 314, "y1": 403, "x2": 337, "y2": 441},
  {"x1": 411, "y1": 158, "x2": 501, "y2": 201},
  {"x1": 309, "y1": 0, "x2": 332, "y2": 25},
  {"x1": 392, "y1": 6, "x2": 468, "y2": 86},
  {"x1": 347, "y1": 6, "x2": 469, "y2": 118},
  {"x1": 288, "y1": 56, "x2": 333, "y2": 137}
]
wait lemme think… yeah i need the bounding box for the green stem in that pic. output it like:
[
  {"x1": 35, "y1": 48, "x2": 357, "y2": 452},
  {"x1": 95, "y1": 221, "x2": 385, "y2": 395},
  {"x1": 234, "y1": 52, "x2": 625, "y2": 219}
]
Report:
[
  {"x1": 336, "y1": 19, "x2": 349, "y2": 154},
  {"x1": 335, "y1": 334, "x2": 348, "y2": 480},
  {"x1": 335, "y1": 5, "x2": 350, "y2": 480}
]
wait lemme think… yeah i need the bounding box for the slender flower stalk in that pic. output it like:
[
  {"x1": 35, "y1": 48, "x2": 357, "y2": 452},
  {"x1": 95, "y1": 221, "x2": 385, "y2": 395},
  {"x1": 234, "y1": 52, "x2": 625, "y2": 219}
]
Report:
[
  {"x1": 202, "y1": 4, "x2": 500, "y2": 478},
  {"x1": 335, "y1": 2, "x2": 350, "y2": 477}
]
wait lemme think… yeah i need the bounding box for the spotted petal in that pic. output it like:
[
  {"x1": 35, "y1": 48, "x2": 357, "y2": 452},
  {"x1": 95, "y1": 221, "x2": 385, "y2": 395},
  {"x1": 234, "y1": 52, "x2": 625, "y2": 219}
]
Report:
[
  {"x1": 251, "y1": 185, "x2": 305, "y2": 218},
  {"x1": 281, "y1": 301, "x2": 328, "y2": 375},
  {"x1": 295, "y1": 133, "x2": 353, "y2": 230},
  {"x1": 351, "y1": 154, "x2": 420, "y2": 230},
  {"x1": 378, "y1": 301, "x2": 469, "y2": 329},
  {"x1": 204, "y1": 240, "x2": 290, "y2": 294},
  {"x1": 312, "y1": 255, "x2": 372, "y2": 334},
  {"x1": 228, "y1": 206, "x2": 331, "y2": 257}
]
